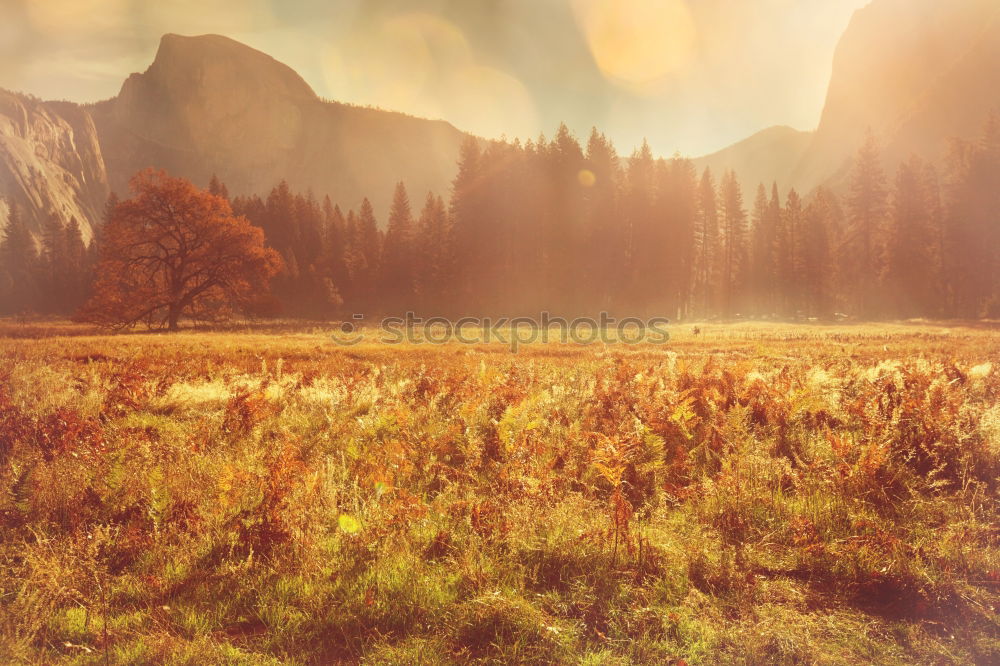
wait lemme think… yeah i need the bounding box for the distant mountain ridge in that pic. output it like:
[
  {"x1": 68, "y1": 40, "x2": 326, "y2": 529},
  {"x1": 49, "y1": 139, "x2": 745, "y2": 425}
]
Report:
[
  {"x1": 0, "y1": 34, "x2": 469, "y2": 240},
  {"x1": 693, "y1": 126, "x2": 813, "y2": 194},
  {"x1": 92, "y1": 34, "x2": 468, "y2": 221},
  {"x1": 3, "y1": 0, "x2": 1000, "y2": 240}
]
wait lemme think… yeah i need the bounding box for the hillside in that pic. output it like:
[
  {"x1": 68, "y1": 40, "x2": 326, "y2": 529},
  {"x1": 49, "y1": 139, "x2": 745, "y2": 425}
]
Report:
[
  {"x1": 87, "y1": 34, "x2": 468, "y2": 217},
  {"x1": 0, "y1": 90, "x2": 109, "y2": 242},
  {"x1": 699, "y1": 0, "x2": 1000, "y2": 194},
  {"x1": 792, "y1": 0, "x2": 1000, "y2": 192},
  {"x1": 693, "y1": 125, "x2": 813, "y2": 192},
  {"x1": 5, "y1": 1, "x2": 1000, "y2": 238},
  {"x1": 0, "y1": 33, "x2": 469, "y2": 239}
]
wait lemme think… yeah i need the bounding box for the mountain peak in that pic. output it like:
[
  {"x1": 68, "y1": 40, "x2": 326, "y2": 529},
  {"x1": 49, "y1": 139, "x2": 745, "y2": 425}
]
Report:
[
  {"x1": 86, "y1": 32, "x2": 467, "y2": 218},
  {"x1": 127, "y1": 33, "x2": 317, "y2": 103}
]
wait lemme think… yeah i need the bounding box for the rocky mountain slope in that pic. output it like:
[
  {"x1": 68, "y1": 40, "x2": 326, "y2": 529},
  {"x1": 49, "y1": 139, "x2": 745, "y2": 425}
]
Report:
[
  {"x1": 792, "y1": 0, "x2": 1000, "y2": 192},
  {"x1": 0, "y1": 90, "x2": 109, "y2": 242},
  {"x1": 88, "y1": 34, "x2": 467, "y2": 218},
  {"x1": 4, "y1": 1, "x2": 1000, "y2": 242},
  {"x1": 699, "y1": 0, "x2": 1000, "y2": 194},
  {"x1": 0, "y1": 33, "x2": 468, "y2": 241}
]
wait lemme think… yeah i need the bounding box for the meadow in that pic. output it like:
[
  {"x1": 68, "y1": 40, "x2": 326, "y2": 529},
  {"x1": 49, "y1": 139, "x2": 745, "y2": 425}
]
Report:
[{"x1": 0, "y1": 320, "x2": 997, "y2": 664}]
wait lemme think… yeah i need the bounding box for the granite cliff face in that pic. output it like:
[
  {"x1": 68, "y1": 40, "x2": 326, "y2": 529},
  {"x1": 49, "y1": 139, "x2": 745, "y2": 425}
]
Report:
[
  {"x1": 0, "y1": 33, "x2": 467, "y2": 241},
  {"x1": 88, "y1": 34, "x2": 467, "y2": 216},
  {"x1": 0, "y1": 90, "x2": 108, "y2": 242},
  {"x1": 791, "y1": 0, "x2": 1000, "y2": 192},
  {"x1": 698, "y1": 0, "x2": 1000, "y2": 193},
  {"x1": 4, "y1": 2, "x2": 999, "y2": 241}
]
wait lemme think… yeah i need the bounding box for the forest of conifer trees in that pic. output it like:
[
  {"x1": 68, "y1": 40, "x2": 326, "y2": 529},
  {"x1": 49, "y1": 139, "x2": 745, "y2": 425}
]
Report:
[{"x1": 1, "y1": 117, "x2": 998, "y2": 322}]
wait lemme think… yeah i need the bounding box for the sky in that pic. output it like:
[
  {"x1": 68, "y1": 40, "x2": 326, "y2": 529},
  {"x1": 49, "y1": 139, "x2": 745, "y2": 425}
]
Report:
[{"x1": 0, "y1": 0, "x2": 871, "y2": 157}]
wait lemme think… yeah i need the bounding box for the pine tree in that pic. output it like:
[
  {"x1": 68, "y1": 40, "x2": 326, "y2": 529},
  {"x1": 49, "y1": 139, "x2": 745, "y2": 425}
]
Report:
[
  {"x1": 547, "y1": 125, "x2": 587, "y2": 314},
  {"x1": 208, "y1": 174, "x2": 230, "y2": 200},
  {"x1": 356, "y1": 198, "x2": 381, "y2": 312},
  {"x1": 64, "y1": 217, "x2": 90, "y2": 311},
  {"x1": 750, "y1": 184, "x2": 774, "y2": 315},
  {"x1": 663, "y1": 156, "x2": 698, "y2": 319},
  {"x1": 846, "y1": 130, "x2": 888, "y2": 318},
  {"x1": 342, "y1": 209, "x2": 365, "y2": 308},
  {"x1": 623, "y1": 140, "x2": 656, "y2": 314},
  {"x1": 381, "y1": 182, "x2": 415, "y2": 314},
  {"x1": 694, "y1": 168, "x2": 719, "y2": 316},
  {"x1": 802, "y1": 188, "x2": 835, "y2": 317},
  {"x1": 321, "y1": 198, "x2": 348, "y2": 309},
  {"x1": 780, "y1": 189, "x2": 804, "y2": 316},
  {"x1": 450, "y1": 136, "x2": 485, "y2": 315},
  {"x1": 922, "y1": 163, "x2": 946, "y2": 315},
  {"x1": 719, "y1": 170, "x2": 747, "y2": 318},
  {"x1": 264, "y1": 180, "x2": 299, "y2": 259},
  {"x1": 0, "y1": 204, "x2": 40, "y2": 314},
  {"x1": 295, "y1": 191, "x2": 324, "y2": 269},
  {"x1": 886, "y1": 157, "x2": 936, "y2": 317},
  {"x1": 40, "y1": 214, "x2": 68, "y2": 312},
  {"x1": 979, "y1": 112, "x2": 1000, "y2": 315},
  {"x1": 414, "y1": 192, "x2": 452, "y2": 313},
  {"x1": 583, "y1": 128, "x2": 621, "y2": 311}
]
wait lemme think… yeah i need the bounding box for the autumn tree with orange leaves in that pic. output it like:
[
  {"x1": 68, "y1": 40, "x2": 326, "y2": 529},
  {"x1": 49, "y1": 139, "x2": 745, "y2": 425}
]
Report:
[{"x1": 77, "y1": 170, "x2": 282, "y2": 331}]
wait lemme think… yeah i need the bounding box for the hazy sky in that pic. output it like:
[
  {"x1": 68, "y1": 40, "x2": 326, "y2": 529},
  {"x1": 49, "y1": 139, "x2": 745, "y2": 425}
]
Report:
[{"x1": 0, "y1": 0, "x2": 870, "y2": 156}]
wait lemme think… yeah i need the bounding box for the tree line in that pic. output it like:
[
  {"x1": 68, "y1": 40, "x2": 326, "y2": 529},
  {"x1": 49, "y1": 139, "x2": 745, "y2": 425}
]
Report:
[
  {"x1": 1, "y1": 117, "x2": 998, "y2": 323},
  {"x1": 0, "y1": 209, "x2": 96, "y2": 316}
]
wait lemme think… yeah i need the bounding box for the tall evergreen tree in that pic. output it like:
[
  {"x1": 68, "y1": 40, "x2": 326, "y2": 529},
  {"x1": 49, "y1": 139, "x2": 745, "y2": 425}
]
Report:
[
  {"x1": 802, "y1": 188, "x2": 835, "y2": 317},
  {"x1": 719, "y1": 170, "x2": 747, "y2": 317},
  {"x1": 381, "y1": 182, "x2": 416, "y2": 314},
  {"x1": 355, "y1": 198, "x2": 381, "y2": 312},
  {"x1": 845, "y1": 130, "x2": 888, "y2": 318},
  {"x1": 208, "y1": 174, "x2": 229, "y2": 200},
  {"x1": 450, "y1": 136, "x2": 486, "y2": 315},
  {"x1": 583, "y1": 129, "x2": 621, "y2": 311},
  {"x1": 40, "y1": 214, "x2": 68, "y2": 312},
  {"x1": 414, "y1": 192, "x2": 452, "y2": 313},
  {"x1": 750, "y1": 184, "x2": 775, "y2": 315},
  {"x1": 886, "y1": 156, "x2": 936, "y2": 317},
  {"x1": 779, "y1": 189, "x2": 804, "y2": 316},
  {"x1": 623, "y1": 141, "x2": 656, "y2": 314},
  {"x1": 0, "y1": 204, "x2": 40, "y2": 314},
  {"x1": 663, "y1": 156, "x2": 698, "y2": 319},
  {"x1": 64, "y1": 217, "x2": 91, "y2": 312},
  {"x1": 694, "y1": 168, "x2": 720, "y2": 316}
]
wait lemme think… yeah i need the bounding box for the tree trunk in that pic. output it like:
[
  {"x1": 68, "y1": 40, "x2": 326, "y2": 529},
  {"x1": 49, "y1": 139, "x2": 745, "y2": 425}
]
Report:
[{"x1": 167, "y1": 303, "x2": 181, "y2": 332}]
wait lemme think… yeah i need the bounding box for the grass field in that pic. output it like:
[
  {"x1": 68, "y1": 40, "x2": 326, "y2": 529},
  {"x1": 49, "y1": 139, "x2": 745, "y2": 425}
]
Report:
[{"x1": 0, "y1": 320, "x2": 998, "y2": 664}]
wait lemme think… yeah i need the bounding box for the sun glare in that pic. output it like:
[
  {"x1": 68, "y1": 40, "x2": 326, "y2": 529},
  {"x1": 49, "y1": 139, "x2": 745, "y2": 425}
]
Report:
[
  {"x1": 324, "y1": 12, "x2": 538, "y2": 140},
  {"x1": 573, "y1": 0, "x2": 697, "y2": 93}
]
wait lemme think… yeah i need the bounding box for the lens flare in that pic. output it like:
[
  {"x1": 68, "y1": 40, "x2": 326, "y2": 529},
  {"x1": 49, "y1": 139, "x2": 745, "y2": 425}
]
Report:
[
  {"x1": 573, "y1": 0, "x2": 697, "y2": 93},
  {"x1": 324, "y1": 12, "x2": 538, "y2": 140}
]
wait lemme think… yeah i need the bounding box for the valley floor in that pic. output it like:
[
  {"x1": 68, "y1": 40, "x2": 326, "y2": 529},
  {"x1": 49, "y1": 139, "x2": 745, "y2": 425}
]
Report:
[{"x1": 0, "y1": 320, "x2": 998, "y2": 664}]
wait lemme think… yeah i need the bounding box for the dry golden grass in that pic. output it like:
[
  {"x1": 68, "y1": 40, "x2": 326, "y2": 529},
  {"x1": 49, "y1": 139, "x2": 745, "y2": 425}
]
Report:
[{"x1": 0, "y1": 319, "x2": 997, "y2": 664}]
